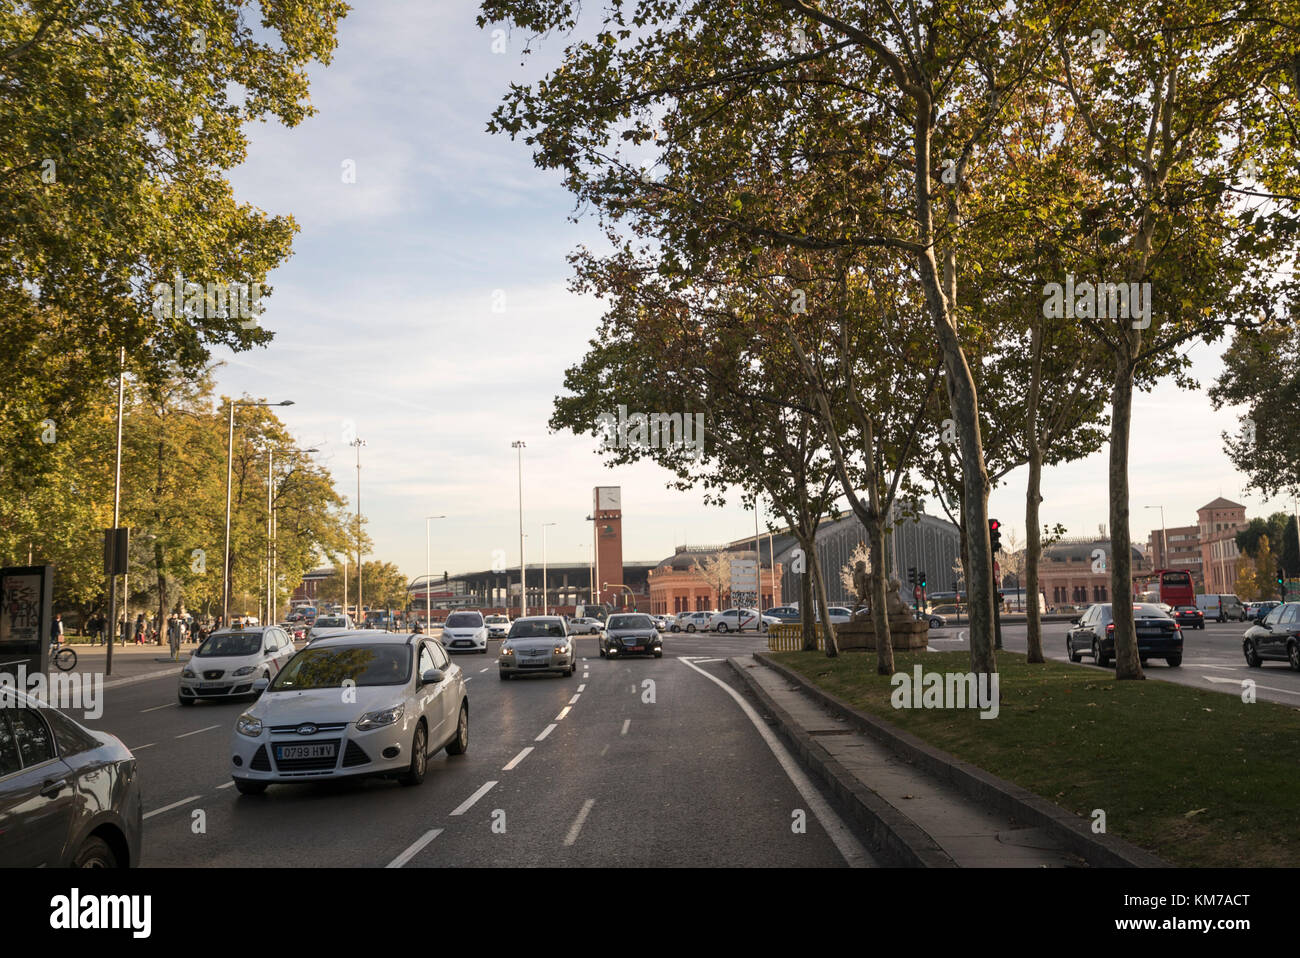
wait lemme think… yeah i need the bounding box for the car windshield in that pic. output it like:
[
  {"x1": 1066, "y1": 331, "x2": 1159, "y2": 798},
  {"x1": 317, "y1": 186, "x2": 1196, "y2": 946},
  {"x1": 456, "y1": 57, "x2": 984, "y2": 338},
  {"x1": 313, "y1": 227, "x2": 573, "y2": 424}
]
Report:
[
  {"x1": 486, "y1": 616, "x2": 507, "y2": 624},
  {"x1": 509, "y1": 620, "x2": 565, "y2": 639},
  {"x1": 445, "y1": 613, "x2": 481, "y2": 628},
  {"x1": 608, "y1": 615, "x2": 653, "y2": 629},
  {"x1": 270, "y1": 644, "x2": 411, "y2": 690},
  {"x1": 197, "y1": 632, "x2": 262, "y2": 657},
  {"x1": 314, "y1": 616, "x2": 347, "y2": 628}
]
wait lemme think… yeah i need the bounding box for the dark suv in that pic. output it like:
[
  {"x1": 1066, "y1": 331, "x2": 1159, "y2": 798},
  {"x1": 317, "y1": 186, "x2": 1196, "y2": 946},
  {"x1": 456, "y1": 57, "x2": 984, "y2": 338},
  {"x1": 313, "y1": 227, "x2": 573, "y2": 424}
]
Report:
[
  {"x1": 1241, "y1": 602, "x2": 1300, "y2": 670},
  {"x1": 1065, "y1": 602, "x2": 1183, "y2": 667}
]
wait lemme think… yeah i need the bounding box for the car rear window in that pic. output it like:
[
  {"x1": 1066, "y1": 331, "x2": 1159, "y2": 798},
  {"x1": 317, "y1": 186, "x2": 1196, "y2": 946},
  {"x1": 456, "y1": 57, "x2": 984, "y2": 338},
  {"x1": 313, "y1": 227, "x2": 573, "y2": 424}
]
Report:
[{"x1": 445, "y1": 613, "x2": 482, "y2": 628}]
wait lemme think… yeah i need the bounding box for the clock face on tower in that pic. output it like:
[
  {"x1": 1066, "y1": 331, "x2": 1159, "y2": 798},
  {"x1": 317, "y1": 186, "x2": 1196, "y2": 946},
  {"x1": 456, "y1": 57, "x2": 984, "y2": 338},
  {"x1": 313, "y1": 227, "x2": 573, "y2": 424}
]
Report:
[{"x1": 595, "y1": 486, "x2": 621, "y2": 511}]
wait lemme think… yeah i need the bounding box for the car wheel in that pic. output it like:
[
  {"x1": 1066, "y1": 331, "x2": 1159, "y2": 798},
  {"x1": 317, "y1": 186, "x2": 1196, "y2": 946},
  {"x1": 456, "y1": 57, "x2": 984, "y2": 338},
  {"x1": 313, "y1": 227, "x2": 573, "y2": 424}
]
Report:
[
  {"x1": 398, "y1": 722, "x2": 427, "y2": 786},
  {"x1": 1289, "y1": 641, "x2": 1300, "y2": 672},
  {"x1": 178, "y1": 695, "x2": 195, "y2": 706},
  {"x1": 1166, "y1": 654, "x2": 1182, "y2": 667},
  {"x1": 654, "y1": 651, "x2": 663, "y2": 658},
  {"x1": 445, "y1": 702, "x2": 469, "y2": 755},
  {"x1": 72, "y1": 836, "x2": 119, "y2": 868},
  {"x1": 1067, "y1": 638, "x2": 1081, "y2": 663},
  {"x1": 1245, "y1": 641, "x2": 1263, "y2": 667},
  {"x1": 718, "y1": 623, "x2": 729, "y2": 633},
  {"x1": 687, "y1": 625, "x2": 696, "y2": 633},
  {"x1": 499, "y1": 671, "x2": 510, "y2": 680},
  {"x1": 598, "y1": 646, "x2": 605, "y2": 658},
  {"x1": 234, "y1": 779, "x2": 267, "y2": 796}
]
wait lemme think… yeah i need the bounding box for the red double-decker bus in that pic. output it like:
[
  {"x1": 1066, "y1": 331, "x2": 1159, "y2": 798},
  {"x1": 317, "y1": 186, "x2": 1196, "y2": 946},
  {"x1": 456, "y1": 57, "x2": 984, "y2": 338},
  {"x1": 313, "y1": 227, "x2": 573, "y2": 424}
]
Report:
[{"x1": 1133, "y1": 569, "x2": 1195, "y2": 608}]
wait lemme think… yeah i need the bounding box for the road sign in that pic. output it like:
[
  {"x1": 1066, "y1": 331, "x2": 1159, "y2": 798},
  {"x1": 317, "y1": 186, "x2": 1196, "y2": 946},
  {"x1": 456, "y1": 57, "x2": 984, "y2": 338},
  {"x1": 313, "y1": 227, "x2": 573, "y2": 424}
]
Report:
[{"x1": 729, "y1": 558, "x2": 758, "y2": 593}]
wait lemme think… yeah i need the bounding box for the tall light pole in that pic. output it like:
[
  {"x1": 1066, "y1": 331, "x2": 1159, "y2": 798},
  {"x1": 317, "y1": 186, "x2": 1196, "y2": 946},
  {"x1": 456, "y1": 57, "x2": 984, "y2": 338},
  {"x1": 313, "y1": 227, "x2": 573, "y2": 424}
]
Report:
[
  {"x1": 512, "y1": 441, "x2": 526, "y2": 618},
  {"x1": 223, "y1": 398, "x2": 294, "y2": 622},
  {"x1": 426, "y1": 515, "x2": 446, "y2": 628},
  {"x1": 541, "y1": 522, "x2": 556, "y2": 614},
  {"x1": 106, "y1": 347, "x2": 125, "y2": 676},
  {"x1": 341, "y1": 556, "x2": 348, "y2": 622},
  {"x1": 352, "y1": 437, "x2": 366, "y2": 619},
  {"x1": 1144, "y1": 505, "x2": 1168, "y2": 570},
  {"x1": 586, "y1": 514, "x2": 599, "y2": 607}
]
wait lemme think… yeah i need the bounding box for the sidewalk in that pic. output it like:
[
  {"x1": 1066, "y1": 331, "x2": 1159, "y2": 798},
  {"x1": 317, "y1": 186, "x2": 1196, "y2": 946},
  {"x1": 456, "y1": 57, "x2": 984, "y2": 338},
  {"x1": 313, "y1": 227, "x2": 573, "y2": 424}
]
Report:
[{"x1": 730, "y1": 654, "x2": 1089, "y2": 867}]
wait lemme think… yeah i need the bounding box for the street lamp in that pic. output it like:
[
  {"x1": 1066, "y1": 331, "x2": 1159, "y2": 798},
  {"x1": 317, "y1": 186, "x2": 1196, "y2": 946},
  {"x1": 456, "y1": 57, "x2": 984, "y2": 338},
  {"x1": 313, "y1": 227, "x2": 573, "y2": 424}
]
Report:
[
  {"x1": 585, "y1": 514, "x2": 599, "y2": 607},
  {"x1": 1144, "y1": 505, "x2": 1168, "y2": 569},
  {"x1": 223, "y1": 398, "x2": 294, "y2": 622},
  {"x1": 352, "y1": 437, "x2": 366, "y2": 619},
  {"x1": 541, "y1": 522, "x2": 556, "y2": 615},
  {"x1": 426, "y1": 515, "x2": 446, "y2": 629},
  {"x1": 512, "y1": 441, "x2": 526, "y2": 618}
]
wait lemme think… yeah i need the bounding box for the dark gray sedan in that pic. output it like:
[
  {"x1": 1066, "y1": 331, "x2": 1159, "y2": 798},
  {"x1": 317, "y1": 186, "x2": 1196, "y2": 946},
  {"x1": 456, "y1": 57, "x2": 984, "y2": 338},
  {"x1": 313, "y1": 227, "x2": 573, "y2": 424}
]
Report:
[
  {"x1": 599, "y1": 613, "x2": 663, "y2": 659},
  {"x1": 0, "y1": 688, "x2": 142, "y2": 866}
]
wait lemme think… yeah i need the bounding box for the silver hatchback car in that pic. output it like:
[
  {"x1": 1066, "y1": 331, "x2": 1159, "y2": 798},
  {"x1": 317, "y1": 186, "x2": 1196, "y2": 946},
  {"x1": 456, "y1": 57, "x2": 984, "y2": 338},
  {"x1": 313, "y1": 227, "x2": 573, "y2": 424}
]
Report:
[{"x1": 499, "y1": 617, "x2": 577, "y2": 679}]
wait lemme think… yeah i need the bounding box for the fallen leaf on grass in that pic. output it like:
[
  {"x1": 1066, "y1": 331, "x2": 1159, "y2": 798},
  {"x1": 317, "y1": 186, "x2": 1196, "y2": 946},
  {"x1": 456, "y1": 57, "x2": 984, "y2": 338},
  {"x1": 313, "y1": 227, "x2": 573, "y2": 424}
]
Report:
[{"x1": 1184, "y1": 808, "x2": 1208, "y2": 819}]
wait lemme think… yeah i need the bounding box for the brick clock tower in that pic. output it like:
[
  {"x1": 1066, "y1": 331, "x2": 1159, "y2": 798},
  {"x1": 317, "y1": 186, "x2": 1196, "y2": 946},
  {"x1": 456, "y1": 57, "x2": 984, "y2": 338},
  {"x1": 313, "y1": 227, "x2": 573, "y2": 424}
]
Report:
[{"x1": 593, "y1": 486, "x2": 624, "y2": 608}]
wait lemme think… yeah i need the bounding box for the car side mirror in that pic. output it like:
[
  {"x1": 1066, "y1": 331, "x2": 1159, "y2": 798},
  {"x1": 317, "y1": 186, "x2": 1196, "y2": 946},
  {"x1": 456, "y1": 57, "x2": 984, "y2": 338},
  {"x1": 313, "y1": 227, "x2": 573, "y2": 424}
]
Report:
[
  {"x1": 252, "y1": 677, "x2": 269, "y2": 692},
  {"x1": 1070, "y1": 617, "x2": 1080, "y2": 625},
  {"x1": 421, "y1": 668, "x2": 445, "y2": 685}
]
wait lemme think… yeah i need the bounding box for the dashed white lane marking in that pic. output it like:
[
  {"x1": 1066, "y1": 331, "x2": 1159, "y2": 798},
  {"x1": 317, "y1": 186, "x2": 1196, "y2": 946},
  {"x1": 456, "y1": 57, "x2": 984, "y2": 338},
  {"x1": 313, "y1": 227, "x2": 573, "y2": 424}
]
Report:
[
  {"x1": 141, "y1": 703, "x2": 174, "y2": 713},
  {"x1": 1185, "y1": 663, "x2": 1243, "y2": 670},
  {"x1": 564, "y1": 798, "x2": 595, "y2": 846},
  {"x1": 577, "y1": 684, "x2": 586, "y2": 692},
  {"x1": 555, "y1": 705, "x2": 571, "y2": 721},
  {"x1": 600, "y1": 744, "x2": 609, "y2": 756},
  {"x1": 678, "y1": 657, "x2": 875, "y2": 868},
  {"x1": 387, "y1": 829, "x2": 443, "y2": 868},
  {"x1": 503, "y1": 747, "x2": 534, "y2": 770},
  {"x1": 217, "y1": 781, "x2": 236, "y2": 789},
  {"x1": 536, "y1": 723, "x2": 557, "y2": 741},
  {"x1": 176, "y1": 724, "x2": 220, "y2": 739},
  {"x1": 568, "y1": 694, "x2": 581, "y2": 704},
  {"x1": 143, "y1": 795, "x2": 201, "y2": 820},
  {"x1": 129, "y1": 743, "x2": 156, "y2": 751},
  {"x1": 620, "y1": 719, "x2": 630, "y2": 735},
  {"x1": 451, "y1": 780, "x2": 497, "y2": 816},
  {"x1": 479, "y1": 667, "x2": 489, "y2": 673}
]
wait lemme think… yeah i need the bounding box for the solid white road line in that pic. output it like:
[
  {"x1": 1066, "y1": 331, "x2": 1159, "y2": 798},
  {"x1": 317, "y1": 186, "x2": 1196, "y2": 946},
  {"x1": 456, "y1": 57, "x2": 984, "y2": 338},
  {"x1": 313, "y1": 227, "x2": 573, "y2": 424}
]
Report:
[
  {"x1": 620, "y1": 719, "x2": 630, "y2": 736},
  {"x1": 568, "y1": 694, "x2": 581, "y2": 704},
  {"x1": 129, "y1": 743, "x2": 156, "y2": 751},
  {"x1": 175, "y1": 724, "x2": 220, "y2": 739},
  {"x1": 141, "y1": 703, "x2": 174, "y2": 713},
  {"x1": 678, "y1": 657, "x2": 875, "y2": 868},
  {"x1": 387, "y1": 829, "x2": 444, "y2": 868},
  {"x1": 1202, "y1": 675, "x2": 1300, "y2": 695},
  {"x1": 536, "y1": 723, "x2": 557, "y2": 741},
  {"x1": 555, "y1": 705, "x2": 571, "y2": 720},
  {"x1": 564, "y1": 798, "x2": 595, "y2": 846},
  {"x1": 690, "y1": 657, "x2": 724, "y2": 663},
  {"x1": 503, "y1": 747, "x2": 534, "y2": 770},
  {"x1": 451, "y1": 780, "x2": 498, "y2": 816},
  {"x1": 143, "y1": 795, "x2": 201, "y2": 820}
]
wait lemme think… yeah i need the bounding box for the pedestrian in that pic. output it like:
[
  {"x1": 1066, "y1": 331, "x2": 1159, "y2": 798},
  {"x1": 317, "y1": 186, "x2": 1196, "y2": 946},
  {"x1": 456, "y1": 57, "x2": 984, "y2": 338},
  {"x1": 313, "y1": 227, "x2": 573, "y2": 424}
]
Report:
[
  {"x1": 50, "y1": 612, "x2": 64, "y2": 648},
  {"x1": 134, "y1": 613, "x2": 145, "y2": 645},
  {"x1": 189, "y1": 616, "x2": 200, "y2": 645},
  {"x1": 168, "y1": 615, "x2": 181, "y2": 661}
]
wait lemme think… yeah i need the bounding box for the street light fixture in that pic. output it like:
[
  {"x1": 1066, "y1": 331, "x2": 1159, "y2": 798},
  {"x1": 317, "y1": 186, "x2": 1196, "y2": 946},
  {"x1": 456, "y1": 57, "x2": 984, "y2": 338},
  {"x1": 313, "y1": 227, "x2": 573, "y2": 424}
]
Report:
[
  {"x1": 352, "y1": 437, "x2": 366, "y2": 619},
  {"x1": 223, "y1": 398, "x2": 294, "y2": 622},
  {"x1": 426, "y1": 515, "x2": 447, "y2": 629}
]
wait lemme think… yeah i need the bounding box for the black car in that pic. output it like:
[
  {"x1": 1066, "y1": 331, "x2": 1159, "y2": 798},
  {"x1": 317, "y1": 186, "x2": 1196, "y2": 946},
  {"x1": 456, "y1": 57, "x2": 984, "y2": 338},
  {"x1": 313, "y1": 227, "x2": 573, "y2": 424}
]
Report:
[
  {"x1": 1241, "y1": 602, "x2": 1300, "y2": 670},
  {"x1": 599, "y1": 613, "x2": 663, "y2": 659},
  {"x1": 1171, "y1": 605, "x2": 1205, "y2": 630},
  {"x1": 1065, "y1": 602, "x2": 1183, "y2": 667},
  {"x1": 0, "y1": 688, "x2": 142, "y2": 866}
]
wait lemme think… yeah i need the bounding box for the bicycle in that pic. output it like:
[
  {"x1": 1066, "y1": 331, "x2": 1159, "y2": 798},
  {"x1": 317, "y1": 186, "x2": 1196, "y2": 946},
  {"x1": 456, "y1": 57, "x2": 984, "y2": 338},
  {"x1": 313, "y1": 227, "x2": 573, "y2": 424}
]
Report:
[{"x1": 49, "y1": 641, "x2": 77, "y2": 672}]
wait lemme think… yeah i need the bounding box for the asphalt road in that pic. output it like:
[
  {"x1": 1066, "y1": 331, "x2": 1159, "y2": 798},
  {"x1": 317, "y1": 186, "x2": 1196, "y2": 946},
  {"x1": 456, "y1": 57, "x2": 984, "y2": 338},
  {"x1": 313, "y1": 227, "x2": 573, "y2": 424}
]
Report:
[
  {"x1": 69, "y1": 632, "x2": 876, "y2": 868},
  {"x1": 929, "y1": 616, "x2": 1300, "y2": 705}
]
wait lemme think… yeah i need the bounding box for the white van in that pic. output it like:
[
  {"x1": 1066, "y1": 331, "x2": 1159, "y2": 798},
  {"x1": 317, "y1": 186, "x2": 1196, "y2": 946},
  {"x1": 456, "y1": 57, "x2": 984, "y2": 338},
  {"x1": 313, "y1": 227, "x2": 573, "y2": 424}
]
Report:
[{"x1": 1195, "y1": 594, "x2": 1245, "y2": 622}]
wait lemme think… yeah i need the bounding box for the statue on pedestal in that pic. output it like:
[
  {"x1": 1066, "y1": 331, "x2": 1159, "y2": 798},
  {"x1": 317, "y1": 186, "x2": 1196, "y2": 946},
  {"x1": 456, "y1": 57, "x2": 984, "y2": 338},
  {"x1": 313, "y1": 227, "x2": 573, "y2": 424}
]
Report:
[{"x1": 851, "y1": 561, "x2": 871, "y2": 619}]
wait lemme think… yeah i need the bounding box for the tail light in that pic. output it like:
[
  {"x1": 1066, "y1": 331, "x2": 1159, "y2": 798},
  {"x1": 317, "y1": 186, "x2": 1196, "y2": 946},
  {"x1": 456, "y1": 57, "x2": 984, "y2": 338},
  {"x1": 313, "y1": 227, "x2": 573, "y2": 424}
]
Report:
[{"x1": 1106, "y1": 623, "x2": 1114, "y2": 634}]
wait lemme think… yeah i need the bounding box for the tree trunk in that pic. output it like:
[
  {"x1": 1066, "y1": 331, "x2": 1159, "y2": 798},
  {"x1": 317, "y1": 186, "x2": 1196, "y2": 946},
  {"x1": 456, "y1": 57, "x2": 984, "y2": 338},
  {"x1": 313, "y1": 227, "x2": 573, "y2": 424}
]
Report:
[
  {"x1": 867, "y1": 514, "x2": 894, "y2": 674},
  {"x1": 798, "y1": 533, "x2": 818, "y2": 651},
  {"x1": 1025, "y1": 317, "x2": 1046, "y2": 664},
  {"x1": 807, "y1": 542, "x2": 838, "y2": 657},
  {"x1": 1109, "y1": 353, "x2": 1143, "y2": 679}
]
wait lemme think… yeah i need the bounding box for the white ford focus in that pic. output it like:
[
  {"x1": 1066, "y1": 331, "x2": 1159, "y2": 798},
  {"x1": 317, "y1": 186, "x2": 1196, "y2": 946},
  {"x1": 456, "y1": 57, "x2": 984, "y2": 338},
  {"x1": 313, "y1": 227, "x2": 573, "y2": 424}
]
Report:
[{"x1": 229, "y1": 631, "x2": 468, "y2": 794}]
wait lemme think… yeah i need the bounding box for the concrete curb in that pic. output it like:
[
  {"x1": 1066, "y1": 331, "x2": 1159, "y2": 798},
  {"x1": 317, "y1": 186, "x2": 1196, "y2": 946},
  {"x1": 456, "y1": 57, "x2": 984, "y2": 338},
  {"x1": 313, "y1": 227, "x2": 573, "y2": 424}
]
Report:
[
  {"x1": 726, "y1": 657, "x2": 956, "y2": 868},
  {"x1": 753, "y1": 652, "x2": 1169, "y2": 868}
]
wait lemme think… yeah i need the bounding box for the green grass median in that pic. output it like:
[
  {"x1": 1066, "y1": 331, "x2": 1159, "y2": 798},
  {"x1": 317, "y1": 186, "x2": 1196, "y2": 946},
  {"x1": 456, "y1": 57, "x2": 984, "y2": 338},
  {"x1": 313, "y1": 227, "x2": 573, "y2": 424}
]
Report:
[{"x1": 770, "y1": 649, "x2": 1300, "y2": 867}]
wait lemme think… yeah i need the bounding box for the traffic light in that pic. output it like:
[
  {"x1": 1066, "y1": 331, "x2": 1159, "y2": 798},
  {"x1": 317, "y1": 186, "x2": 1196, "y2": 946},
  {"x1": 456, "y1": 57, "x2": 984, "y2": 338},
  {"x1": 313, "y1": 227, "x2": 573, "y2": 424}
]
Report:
[
  {"x1": 1278, "y1": 565, "x2": 1286, "y2": 599},
  {"x1": 907, "y1": 567, "x2": 917, "y2": 587},
  {"x1": 919, "y1": 570, "x2": 927, "y2": 589},
  {"x1": 989, "y1": 518, "x2": 1002, "y2": 552}
]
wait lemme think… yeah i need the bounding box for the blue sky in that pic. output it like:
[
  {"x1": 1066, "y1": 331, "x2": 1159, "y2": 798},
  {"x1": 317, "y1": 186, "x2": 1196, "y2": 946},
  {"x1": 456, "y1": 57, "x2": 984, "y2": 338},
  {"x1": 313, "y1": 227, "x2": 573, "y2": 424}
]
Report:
[{"x1": 210, "y1": 1, "x2": 1290, "y2": 581}]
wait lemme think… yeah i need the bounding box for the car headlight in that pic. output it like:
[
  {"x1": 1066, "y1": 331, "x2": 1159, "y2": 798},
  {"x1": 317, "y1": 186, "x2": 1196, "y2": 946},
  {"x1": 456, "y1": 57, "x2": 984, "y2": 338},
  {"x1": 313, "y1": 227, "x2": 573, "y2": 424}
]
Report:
[
  {"x1": 236, "y1": 714, "x2": 263, "y2": 737},
  {"x1": 501, "y1": 646, "x2": 514, "y2": 656},
  {"x1": 356, "y1": 705, "x2": 405, "y2": 730},
  {"x1": 554, "y1": 645, "x2": 568, "y2": 654},
  {"x1": 182, "y1": 669, "x2": 195, "y2": 678},
  {"x1": 233, "y1": 666, "x2": 256, "y2": 676}
]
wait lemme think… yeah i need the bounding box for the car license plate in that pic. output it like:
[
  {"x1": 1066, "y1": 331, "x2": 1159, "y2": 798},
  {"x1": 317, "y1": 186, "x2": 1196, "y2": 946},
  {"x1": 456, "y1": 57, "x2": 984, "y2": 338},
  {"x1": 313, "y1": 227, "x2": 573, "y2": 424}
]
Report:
[
  {"x1": 198, "y1": 682, "x2": 225, "y2": 689},
  {"x1": 627, "y1": 646, "x2": 642, "y2": 652},
  {"x1": 276, "y1": 743, "x2": 336, "y2": 761}
]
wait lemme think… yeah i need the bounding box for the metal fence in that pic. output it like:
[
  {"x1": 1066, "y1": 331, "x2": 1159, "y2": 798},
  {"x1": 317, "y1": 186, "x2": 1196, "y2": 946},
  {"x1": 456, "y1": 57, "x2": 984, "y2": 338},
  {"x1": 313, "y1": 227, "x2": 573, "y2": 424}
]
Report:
[{"x1": 767, "y1": 624, "x2": 825, "y2": 651}]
